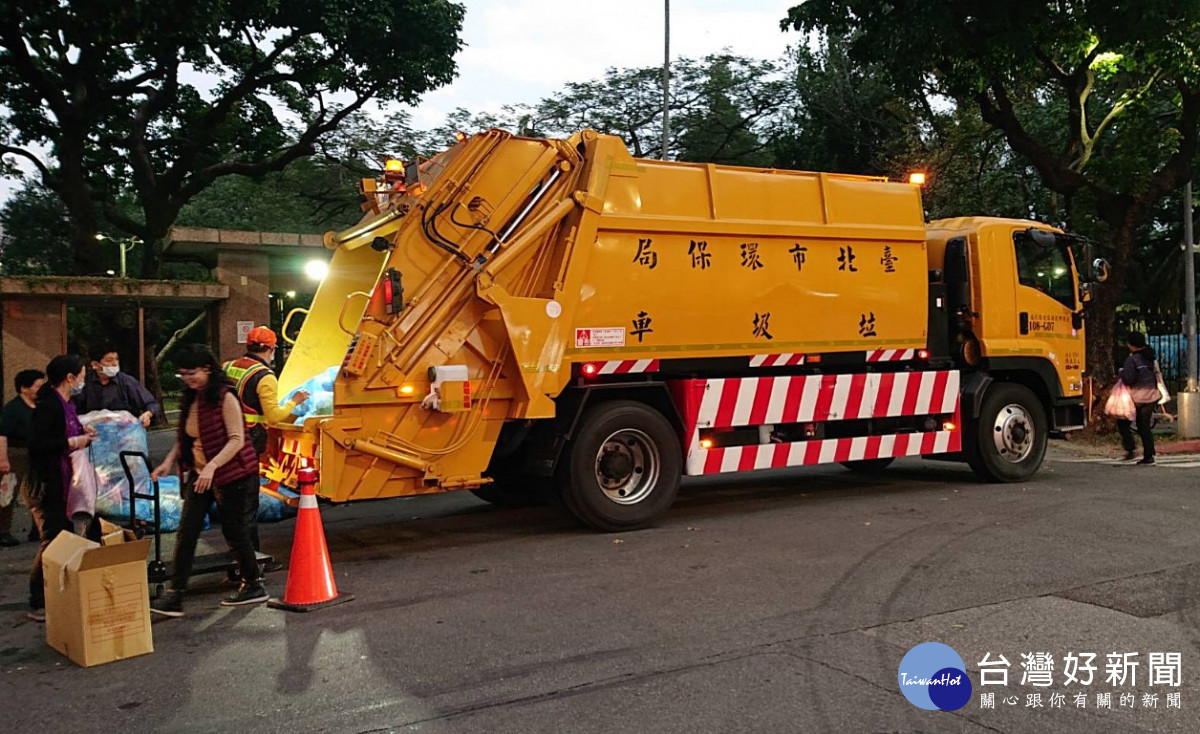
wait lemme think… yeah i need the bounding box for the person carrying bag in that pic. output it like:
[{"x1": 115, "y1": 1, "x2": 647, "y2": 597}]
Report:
[{"x1": 1115, "y1": 332, "x2": 1160, "y2": 465}]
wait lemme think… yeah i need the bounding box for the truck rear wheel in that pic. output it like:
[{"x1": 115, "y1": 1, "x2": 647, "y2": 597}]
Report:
[
  {"x1": 557, "y1": 400, "x2": 681, "y2": 532},
  {"x1": 965, "y1": 383, "x2": 1047, "y2": 483}
]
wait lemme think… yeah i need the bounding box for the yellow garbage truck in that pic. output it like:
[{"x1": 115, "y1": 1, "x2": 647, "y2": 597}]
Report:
[{"x1": 267, "y1": 129, "x2": 1105, "y2": 531}]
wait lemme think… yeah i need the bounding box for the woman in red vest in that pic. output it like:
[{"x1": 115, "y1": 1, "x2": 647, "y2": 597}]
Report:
[{"x1": 150, "y1": 344, "x2": 266, "y2": 616}]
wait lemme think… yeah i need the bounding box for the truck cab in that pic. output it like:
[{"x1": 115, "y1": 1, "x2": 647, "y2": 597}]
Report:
[{"x1": 927, "y1": 218, "x2": 1091, "y2": 473}]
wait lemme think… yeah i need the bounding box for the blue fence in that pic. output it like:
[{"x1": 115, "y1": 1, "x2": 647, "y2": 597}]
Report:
[{"x1": 1147, "y1": 334, "x2": 1191, "y2": 384}]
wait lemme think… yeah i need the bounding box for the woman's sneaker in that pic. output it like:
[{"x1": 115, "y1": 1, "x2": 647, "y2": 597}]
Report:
[
  {"x1": 221, "y1": 583, "x2": 269, "y2": 607},
  {"x1": 150, "y1": 590, "x2": 184, "y2": 617}
]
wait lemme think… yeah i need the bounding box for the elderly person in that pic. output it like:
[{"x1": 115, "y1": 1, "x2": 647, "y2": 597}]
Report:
[
  {"x1": 0, "y1": 369, "x2": 45, "y2": 547},
  {"x1": 150, "y1": 344, "x2": 266, "y2": 617}
]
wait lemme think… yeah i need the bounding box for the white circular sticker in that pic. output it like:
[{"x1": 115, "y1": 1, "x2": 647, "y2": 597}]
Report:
[{"x1": 546, "y1": 300, "x2": 562, "y2": 319}]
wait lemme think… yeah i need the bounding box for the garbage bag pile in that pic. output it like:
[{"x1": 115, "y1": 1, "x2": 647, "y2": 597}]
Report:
[
  {"x1": 81, "y1": 409, "x2": 298, "y2": 532},
  {"x1": 208, "y1": 481, "x2": 298, "y2": 525},
  {"x1": 81, "y1": 410, "x2": 150, "y2": 517},
  {"x1": 285, "y1": 366, "x2": 338, "y2": 423},
  {"x1": 258, "y1": 481, "x2": 299, "y2": 522}
]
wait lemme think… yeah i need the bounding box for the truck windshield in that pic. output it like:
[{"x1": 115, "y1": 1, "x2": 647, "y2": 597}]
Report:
[{"x1": 1014, "y1": 236, "x2": 1075, "y2": 309}]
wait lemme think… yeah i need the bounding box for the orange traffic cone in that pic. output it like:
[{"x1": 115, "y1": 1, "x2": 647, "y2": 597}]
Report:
[{"x1": 268, "y1": 468, "x2": 353, "y2": 612}]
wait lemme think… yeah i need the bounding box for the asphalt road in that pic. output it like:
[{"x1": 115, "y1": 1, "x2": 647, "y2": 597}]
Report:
[{"x1": 2, "y1": 443, "x2": 1200, "y2": 733}]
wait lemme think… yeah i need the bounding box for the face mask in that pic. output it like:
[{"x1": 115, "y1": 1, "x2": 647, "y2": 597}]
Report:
[
  {"x1": 69, "y1": 379, "x2": 84, "y2": 396},
  {"x1": 101, "y1": 365, "x2": 120, "y2": 378}
]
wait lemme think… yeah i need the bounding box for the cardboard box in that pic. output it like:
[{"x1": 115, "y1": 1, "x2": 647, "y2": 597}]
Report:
[{"x1": 42, "y1": 520, "x2": 153, "y2": 667}]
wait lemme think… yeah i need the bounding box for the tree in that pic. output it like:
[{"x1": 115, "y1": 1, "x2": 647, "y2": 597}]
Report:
[
  {"x1": 777, "y1": 36, "x2": 916, "y2": 175},
  {"x1": 528, "y1": 54, "x2": 791, "y2": 164},
  {"x1": 0, "y1": 179, "x2": 72, "y2": 274},
  {"x1": 673, "y1": 56, "x2": 787, "y2": 166},
  {"x1": 784, "y1": 2, "x2": 1200, "y2": 385},
  {"x1": 0, "y1": 0, "x2": 465, "y2": 277}
]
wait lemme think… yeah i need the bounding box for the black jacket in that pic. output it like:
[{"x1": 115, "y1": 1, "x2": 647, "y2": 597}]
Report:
[
  {"x1": 1119, "y1": 347, "x2": 1160, "y2": 404},
  {"x1": 29, "y1": 389, "x2": 71, "y2": 507}
]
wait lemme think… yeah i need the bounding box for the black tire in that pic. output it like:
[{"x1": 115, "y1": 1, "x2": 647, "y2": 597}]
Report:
[
  {"x1": 470, "y1": 479, "x2": 548, "y2": 508},
  {"x1": 964, "y1": 383, "x2": 1048, "y2": 482},
  {"x1": 840, "y1": 457, "x2": 895, "y2": 473},
  {"x1": 556, "y1": 400, "x2": 682, "y2": 532}
]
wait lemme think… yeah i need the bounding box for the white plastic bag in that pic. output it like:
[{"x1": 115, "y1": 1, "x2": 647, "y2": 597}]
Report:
[
  {"x1": 1154, "y1": 360, "x2": 1171, "y2": 406},
  {"x1": 1105, "y1": 382, "x2": 1136, "y2": 422},
  {"x1": 0, "y1": 472, "x2": 15, "y2": 508},
  {"x1": 66, "y1": 447, "x2": 98, "y2": 522}
]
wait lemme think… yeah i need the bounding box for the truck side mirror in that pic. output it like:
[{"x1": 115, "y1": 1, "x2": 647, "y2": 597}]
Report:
[
  {"x1": 1092, "y1": 258, "x2": 1110, "y2": 283},
  {"x1": 1079, "y1": 282, "x2": 1095, "y2": 304},
  {"x1": 1028, "y1": 228, "x2": 1057, "y2": 248}
]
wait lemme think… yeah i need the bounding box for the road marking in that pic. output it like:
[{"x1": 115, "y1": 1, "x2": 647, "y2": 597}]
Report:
[{"x1": 1052, "y1": 455, "x2": 1200, "y2": 468}]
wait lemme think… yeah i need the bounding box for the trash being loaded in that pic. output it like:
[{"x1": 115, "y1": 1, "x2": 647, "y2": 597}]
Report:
[
  {"x1": 80, "y1": 410, "x2": 152, "y2": 522},
  {"x1": 285, "y1": 366, "x2": 338, "y2": 423},
  {"x1": 141, "y1": 475, "x2": 188, "y2": 532}
]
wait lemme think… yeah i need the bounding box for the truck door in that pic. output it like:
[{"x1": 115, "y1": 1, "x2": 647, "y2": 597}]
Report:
[{"x1": 1010, "y1": 229, "x2": 1084, "y2": 398}]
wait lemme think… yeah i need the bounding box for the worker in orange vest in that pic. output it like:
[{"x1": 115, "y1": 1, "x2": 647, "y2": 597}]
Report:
[
  {"x1": 224, "y1": 326, "x2": 308, "y2": 454},
  {"x1": 223, "y1": 326, "x2": 308, "y2": 571}
]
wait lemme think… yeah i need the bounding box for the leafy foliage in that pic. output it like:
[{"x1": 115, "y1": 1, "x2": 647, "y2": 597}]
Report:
[
  {"x1": 0, "y1": 0, "x2": 465, "y2": 275},
  {"x1": 784, "y1": 0, "x2": 1200, "y2": 383}
]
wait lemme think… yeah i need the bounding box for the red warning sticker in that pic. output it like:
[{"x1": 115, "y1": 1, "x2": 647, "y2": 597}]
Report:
[{"x1": 574, "y1": 328, "x2": 626, "y2": 348}]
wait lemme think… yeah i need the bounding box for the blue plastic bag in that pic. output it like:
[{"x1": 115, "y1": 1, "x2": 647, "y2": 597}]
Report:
[
  {"x1": 204, "y1": 479, "x2": 298, "y2": 525},
  {"x1": 81, "y1": 410, "x2": 153, "y2": 523},
  {"x1": 284, "y1": 366, "x2": 338, "y2": 423},
  {"x1": 135, "y1": 474, "x2": 188, "y2": 532}
]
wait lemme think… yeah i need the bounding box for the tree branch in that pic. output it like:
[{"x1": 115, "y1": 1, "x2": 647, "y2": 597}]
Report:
[
  {"x1": 156, "y1": 310, "x2": 208, "y2": 364},
  {"x1": 976, "y1": 80, "x2": 1093, "y2": 196},
  {"x1": 0, "y1": 144, "x2": 53, "y2": 182}
]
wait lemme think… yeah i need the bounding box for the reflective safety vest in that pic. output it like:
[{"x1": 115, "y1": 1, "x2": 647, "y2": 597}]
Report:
[{"x1": 223, "y1": 355, "x2": 272, "y2": 425}]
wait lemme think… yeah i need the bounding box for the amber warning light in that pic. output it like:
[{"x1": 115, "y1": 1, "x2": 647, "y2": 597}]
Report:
[
  {"x1": 908, "y1": 171, "x2": 927, "y2": 186},
  {"x1": 383, "y1": 158, "x2": 404, "y2": 185}
]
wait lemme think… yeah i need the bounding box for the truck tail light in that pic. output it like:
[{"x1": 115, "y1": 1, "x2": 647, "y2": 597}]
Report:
[
  {"x1": 383, "y1": 268, "x2": 404, "y2": 314},
  {"x1": 918, "y1": 349, "x2": 930, "y2": 360},
  {"x1": 582, "y1": 363, "x2": 598, "y2": 376}
]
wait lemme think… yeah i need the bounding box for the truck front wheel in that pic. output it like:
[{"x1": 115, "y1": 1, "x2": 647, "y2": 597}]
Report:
[
  {"x1": 965, "y1": 383, "x2": 1047, "y2": 483},
  {"x1": 558, "y1": 400, "x2": 682, "y2": 532}
]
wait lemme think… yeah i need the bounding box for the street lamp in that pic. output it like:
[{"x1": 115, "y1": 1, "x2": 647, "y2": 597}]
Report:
[
  {"x1": 94, "y1": 233, "x2": 142, "y2": 279},
  {"x1": 304, "y1": 259, "x2": 329, "y2": 281}
]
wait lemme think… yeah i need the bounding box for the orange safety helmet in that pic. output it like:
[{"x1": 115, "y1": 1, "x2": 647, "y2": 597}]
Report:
[{"x1": 246, "y1": 326, "x2": 278, "y2": 349}]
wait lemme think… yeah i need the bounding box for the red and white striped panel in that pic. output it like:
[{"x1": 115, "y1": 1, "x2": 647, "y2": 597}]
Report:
[
  {"x1": 691, "y1": 371, "x2": 960, "y2": 430},
  {"x1": 591, "y1": 359, "x2": 660, "y2": 375},
  {"x1": 867, "y1": 349, "x2": 917, "y2": 362},
  {"x1": 749, "y1": 353, "x2": 806, "y2": 368},
  {"x1": 686, "y1": 428, "x2": 962, "y2": 475}
]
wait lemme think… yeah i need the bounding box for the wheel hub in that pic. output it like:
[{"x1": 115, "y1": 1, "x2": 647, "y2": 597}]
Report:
[
  {"x1": 598, "y1": 448, "x2": 634, "y2": 482},
  {"x1": 593, "y1": 429, "x2": 660, "y2": 505},
  {"x1": 992, "y1": 403, "x2": 1035, "y2": 463}
]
